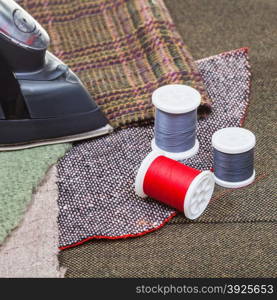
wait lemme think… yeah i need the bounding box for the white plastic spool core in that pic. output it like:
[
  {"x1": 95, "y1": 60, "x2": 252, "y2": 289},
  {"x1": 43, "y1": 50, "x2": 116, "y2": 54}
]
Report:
[
  {"x1": 135, "y1": 152, "x2": 215, "y2": 220},
  {"x1": 151, "y1": 139, "x2": 199, "y2": 161},
  {"x1": 212, "y1": 127, "x2": 256, "y2": 188},
  {"x1": 151, "y1": 84, "x2": 201, "y2": 160}
]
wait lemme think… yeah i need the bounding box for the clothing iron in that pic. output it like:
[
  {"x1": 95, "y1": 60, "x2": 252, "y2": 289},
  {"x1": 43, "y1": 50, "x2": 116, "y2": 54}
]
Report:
[{"x1": 0, "y1": 0, "x2": 112, "y2": 151}]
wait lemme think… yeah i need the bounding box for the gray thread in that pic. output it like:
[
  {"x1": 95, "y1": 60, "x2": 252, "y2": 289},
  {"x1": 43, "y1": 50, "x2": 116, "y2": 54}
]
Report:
[
  {"x1": 213, "y1": 148, "x2": 254, "y2": 182},
  {"x1": 154, "y1": 109, "x2": 197, "y2": 153}
]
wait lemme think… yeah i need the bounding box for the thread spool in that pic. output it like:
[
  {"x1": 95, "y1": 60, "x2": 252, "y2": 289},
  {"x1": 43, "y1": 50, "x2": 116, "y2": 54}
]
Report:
[
  {"x1": 135, "y1": 152, "x2": 215, "y2": 220},
  {"x1": 212, "y1": 127, "x2": 256, "y2": 188},
  {"x1": 151, "y1": 84, "x2": 200, "y2": 160}
]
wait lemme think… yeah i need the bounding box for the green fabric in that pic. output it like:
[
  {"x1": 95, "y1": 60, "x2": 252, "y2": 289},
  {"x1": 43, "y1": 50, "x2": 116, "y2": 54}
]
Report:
[
  {"x1": 60, "y1": 222, "x2": 277, "y2": 278},
  {"x1": 60, "y1": 0, "x2": 277, "y2": 277},
  {"x1": 0, "y1": 144, "x2": 71, "y2": 243}
]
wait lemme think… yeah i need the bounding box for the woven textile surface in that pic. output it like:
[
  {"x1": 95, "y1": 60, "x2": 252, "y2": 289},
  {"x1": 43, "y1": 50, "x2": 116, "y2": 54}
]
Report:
[
  {"x1": 18, "y1": 0, "x2": 211, "y2": 128},
  {"x1": 58, "y1": 48, "x2": 251, "y2": 249},
  {"x1": 60, "y1": 222, "x2": 277, "y2": 278},
  {"x1": 0, "y1": 0, "x2": 210, "y2": 247},
  {"x1": 0, "y1": 167, "x2": 65, "y2": 278},
  {"x1": 0, "y1": 144, "x2": 71, "y2": 244},
  {"x1": 60, "y1": 0, "x2": 277, "y2": 277}
]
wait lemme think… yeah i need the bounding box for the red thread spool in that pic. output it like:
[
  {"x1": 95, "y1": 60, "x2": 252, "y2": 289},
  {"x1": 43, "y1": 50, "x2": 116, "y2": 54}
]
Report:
[{"x1": 135, "y1": 152, "x2": 215, "y2": 220}]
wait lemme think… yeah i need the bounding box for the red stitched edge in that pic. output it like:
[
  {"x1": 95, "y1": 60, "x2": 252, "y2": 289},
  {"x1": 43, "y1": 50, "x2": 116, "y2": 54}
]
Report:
[
  {"x1": 59, "y1": 47, "x2": 252, "y2": 251},
  {"x1": 59, "y1": 212, "x2": 177, "y2": 250}
]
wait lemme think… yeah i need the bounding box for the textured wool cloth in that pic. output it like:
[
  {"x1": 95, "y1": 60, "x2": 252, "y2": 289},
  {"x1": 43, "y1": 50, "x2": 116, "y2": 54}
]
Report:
[
  {"x1": 0, "y1": 0, "x2": 210, "y2": 245},
  {"x1": 58, "y1": 48, "x2": 251, "y2": 249},
  {"x1": 60, "y1": 0, "x2": 277, "y2": 277},
  {"x1": 18, "y1": 0, "x2": 211, "y2": 127},
  {"x1": 0, "y1": 144, "x2": 71, "y2": 244},
  {"x1": 0, "y1": 167, "x2": 65, "y2": 278},
  {"x1": 0, "y1": 0, "x2": 211, "y2": 245},
  {"x1": 61, "y1": 222, "x2": 277, "y2": 278}
]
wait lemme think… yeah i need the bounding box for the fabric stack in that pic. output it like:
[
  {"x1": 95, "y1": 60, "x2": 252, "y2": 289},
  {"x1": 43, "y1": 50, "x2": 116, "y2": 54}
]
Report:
[{"x1": 0, "y1": 0, "x2": 276, "y2": 278}]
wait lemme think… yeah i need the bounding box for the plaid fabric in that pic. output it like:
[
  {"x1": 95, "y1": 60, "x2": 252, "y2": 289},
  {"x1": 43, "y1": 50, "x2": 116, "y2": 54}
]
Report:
[
  {"x1": 57, "y1": 48, "x2": 251, "y2": 249},
  {"x1": 60, "y1": 0, "x2": 277, "y2": 278},
  {"x1": 18, "y1": 0, "x2": 211, "y2": 127}
]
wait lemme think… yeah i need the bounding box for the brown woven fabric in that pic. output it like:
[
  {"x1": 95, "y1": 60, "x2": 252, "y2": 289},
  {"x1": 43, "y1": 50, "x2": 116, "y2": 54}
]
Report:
[
  {"x1": 60, "y1": 0, "x2": 277, "y2": 277},
  {"x1": 166, "y1": 0, "x2": 277, "y2": 226},
  {"x1": 19, "y1": 0, "x2": 211, "y2": 128},
  {"x1": 60, "y1": 222, "x2": 277, "y2": 278}
]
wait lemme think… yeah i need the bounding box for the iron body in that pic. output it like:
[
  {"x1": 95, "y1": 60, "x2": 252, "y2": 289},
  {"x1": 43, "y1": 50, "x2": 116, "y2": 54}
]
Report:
[{"x1": 0, "y1": 0, "x2": 112, "y2": 150}]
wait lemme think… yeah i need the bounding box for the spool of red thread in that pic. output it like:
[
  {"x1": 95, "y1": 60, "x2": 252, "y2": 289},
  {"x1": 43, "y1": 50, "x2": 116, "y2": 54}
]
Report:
[{"x1": 135, "y1": 152, "x2": 215, "y2": 220}]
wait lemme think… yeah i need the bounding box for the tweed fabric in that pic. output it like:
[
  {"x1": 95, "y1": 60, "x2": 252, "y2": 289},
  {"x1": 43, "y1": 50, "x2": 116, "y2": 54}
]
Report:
[
  {"x1": 60, "y1": 222, "x2": 277, "y2": 278},
  {"x1": 60, "y1": 0, "x2": 277, "y2": 278},
  {"x1": 58, "y1": 48, "x2": 251, "y2": 249},
  {"x1": 0, "y1": 144, "x2": 71, "y2": 244},
  {"x1": 0, "y1": 167, "x2": 65, "y2": 278},
  {"x1": 18, "y1": 0, "x2": 211, "y2": 127},
  {"x1": 0, "y1": 0, "x2": 207, "y2": 245},
  {"x1": 0, "y1": 0, "x2": 208, "y2": 247}
]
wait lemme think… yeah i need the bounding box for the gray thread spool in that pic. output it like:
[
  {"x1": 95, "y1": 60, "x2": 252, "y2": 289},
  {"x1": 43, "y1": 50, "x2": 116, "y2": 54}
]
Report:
[
  {"x1": 212, "y1": 127, "x2": 256, "y2": 188},
  {"x1": 151, "y1": 84, "x2": 201, "y2": 160}
]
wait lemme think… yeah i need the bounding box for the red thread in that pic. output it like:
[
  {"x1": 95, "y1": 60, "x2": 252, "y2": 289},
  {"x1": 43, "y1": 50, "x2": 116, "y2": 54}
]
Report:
[
  {"x1": 59, "y1": 212, "x2": 177, "y2": 250},
  {"x1": 143, "y1": 156, "x2": 200, "y2": 212}
]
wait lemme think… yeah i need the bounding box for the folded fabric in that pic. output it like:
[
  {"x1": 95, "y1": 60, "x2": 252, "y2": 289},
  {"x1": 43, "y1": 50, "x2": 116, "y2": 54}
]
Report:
[
  {"x1": 58, "y1": 48, "x2": 251, "y2": 249},
  {"x1": 19, "y1": 0, "x2": 211, "y2": 127}
]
